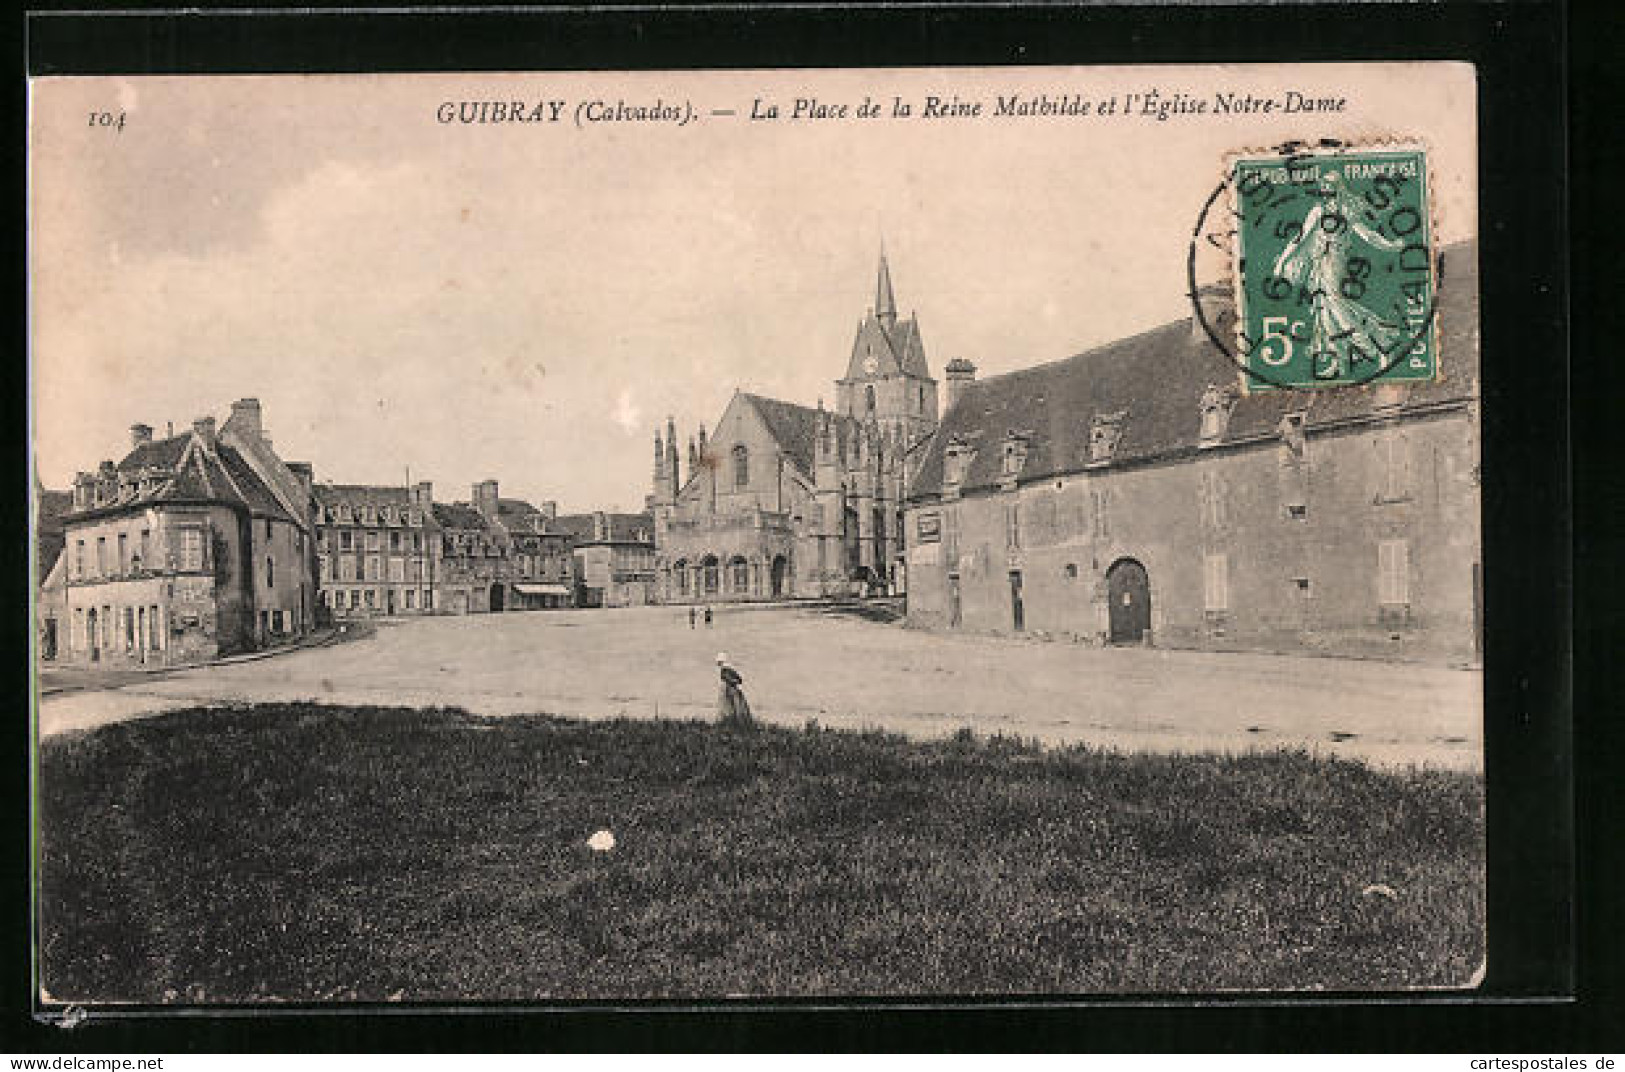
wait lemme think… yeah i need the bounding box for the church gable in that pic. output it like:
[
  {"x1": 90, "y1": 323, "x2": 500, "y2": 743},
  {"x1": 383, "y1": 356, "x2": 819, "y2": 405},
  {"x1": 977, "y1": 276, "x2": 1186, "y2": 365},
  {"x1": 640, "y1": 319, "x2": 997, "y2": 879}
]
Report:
[
  {"x1": 679, "y1": 392, "x2": 817, "y2": 503},
  {"x1": 844, "y1": 314, "x2": 905, "y2": 382}
]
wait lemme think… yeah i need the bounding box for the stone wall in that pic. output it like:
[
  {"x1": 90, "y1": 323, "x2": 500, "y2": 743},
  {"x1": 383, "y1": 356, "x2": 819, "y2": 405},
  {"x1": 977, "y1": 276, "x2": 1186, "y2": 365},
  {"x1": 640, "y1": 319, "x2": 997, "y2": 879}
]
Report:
[{"x1": 906, "y1": 406, "x2": 1480, "y2": 664}]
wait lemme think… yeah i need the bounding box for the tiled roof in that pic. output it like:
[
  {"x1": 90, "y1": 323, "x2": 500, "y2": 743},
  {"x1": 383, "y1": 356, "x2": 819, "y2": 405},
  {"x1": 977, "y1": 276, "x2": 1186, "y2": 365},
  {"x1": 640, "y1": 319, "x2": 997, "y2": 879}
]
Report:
[
  {"x1": 741, "y1": 394, "x2": 823, "y2": 476},
  {"x1": 551, "y1": 512, "x2": 654, "y2": 544},
  {"x1": 910, "y1": 240, "x2": 1479, "y2": 500},
  {"x1": 314, "y1": 482, "x2": 437, "y2": 529},
  {"x1": 495, "y1": 498, "x2": 552, "y2": 532},
  {"x1": 70, "y1": 435, "x2": 300, "y2": 525},
  {"x1": 890, "y1": 316, "x2": 932, "y2": 379},
  {"x1": 314, "y1": 483, "x2": 413, "y2": 508},
  {"x1": 36, "y1": 489, "x2": 72, "y2": 580},
  {"x1": 432, "y1": 502, "x2": 490, "y2": 531},
  {"x1": 119, "y1": 434, "x2": 190, "y2": 472}
]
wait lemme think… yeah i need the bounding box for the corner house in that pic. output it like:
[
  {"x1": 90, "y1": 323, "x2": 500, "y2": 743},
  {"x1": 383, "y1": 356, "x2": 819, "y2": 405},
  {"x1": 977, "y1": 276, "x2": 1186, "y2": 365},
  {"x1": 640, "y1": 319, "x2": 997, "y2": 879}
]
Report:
[
  {"x1": 904, "y1": 241, "x2": 1480, "y2": 664},
  {"x1": 40, "y1": 399, "x2": 316, "y2": 668}
]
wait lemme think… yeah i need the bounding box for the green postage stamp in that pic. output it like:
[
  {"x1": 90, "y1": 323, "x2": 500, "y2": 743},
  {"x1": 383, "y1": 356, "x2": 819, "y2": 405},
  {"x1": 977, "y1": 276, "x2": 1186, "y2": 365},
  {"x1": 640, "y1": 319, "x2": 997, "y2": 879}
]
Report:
[{"x1": 1229, "y1": 145, "x2": 1437, "y2": 392}]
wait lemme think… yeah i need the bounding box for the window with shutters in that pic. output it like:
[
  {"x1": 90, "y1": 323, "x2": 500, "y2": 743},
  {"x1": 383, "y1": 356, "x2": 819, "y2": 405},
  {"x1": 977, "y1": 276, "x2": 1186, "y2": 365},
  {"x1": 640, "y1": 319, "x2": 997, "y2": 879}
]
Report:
[
  {"x1": 1378, "y1": 539, "x2": 1409, "y2": 605},
  {"x1": 179, "y1": 530, "x2": 203, "y2": 571},
  {"x1": 1204, "y1": 553, "x2": 1229, "y2": 612},
  {"x1": 1378, "y1": 434, "x2": 1411, "y2": 502}
]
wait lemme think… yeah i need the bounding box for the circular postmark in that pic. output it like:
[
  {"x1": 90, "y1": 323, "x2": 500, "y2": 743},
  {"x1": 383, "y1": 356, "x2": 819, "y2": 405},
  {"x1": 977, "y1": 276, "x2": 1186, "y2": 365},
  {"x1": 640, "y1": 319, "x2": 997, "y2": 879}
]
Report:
[{"x1": 1187, "y1": 139, "x2": 1444, "y2": 393}]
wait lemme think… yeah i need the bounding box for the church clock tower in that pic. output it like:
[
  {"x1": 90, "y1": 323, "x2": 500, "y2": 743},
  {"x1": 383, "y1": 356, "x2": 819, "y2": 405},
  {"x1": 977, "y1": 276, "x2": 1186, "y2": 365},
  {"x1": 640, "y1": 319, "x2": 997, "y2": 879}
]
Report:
[{"x1": 836, "y1": 249, "x2": 939, "y2": 450}]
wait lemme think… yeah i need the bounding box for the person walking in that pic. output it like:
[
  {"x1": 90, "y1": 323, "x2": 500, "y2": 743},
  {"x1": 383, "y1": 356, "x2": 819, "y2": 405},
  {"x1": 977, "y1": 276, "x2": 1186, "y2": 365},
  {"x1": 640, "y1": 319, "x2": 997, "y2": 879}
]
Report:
[
  {"x1": 703, "y1": 605, "x2": 713, "y2": 628},
  {"x1": 688, "y1": 606, "x2": 696, "y2": 629},
  {"x1": 715, "y1": 653, "x2": 754, "y2": 728}
]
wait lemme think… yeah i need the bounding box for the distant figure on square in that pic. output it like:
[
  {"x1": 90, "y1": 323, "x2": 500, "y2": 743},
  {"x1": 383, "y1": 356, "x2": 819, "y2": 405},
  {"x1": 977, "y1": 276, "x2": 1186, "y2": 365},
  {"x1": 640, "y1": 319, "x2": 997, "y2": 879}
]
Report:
[
  {"x1": 716, "y1": 653, "x2": 754, "y2": 728},
  {"x1": 688, "y1": 606, "x2": 696, "y2": 629},
  {"x1": 704, "y1": 605, "x2": 713, "y2": 628}
]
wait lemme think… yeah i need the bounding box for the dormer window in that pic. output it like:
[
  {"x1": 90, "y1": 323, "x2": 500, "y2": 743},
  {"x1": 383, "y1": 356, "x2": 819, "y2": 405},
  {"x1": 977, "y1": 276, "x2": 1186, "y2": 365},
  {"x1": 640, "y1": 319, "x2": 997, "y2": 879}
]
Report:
[
  {"x1": 1278, "y1": 412, "x2": 1308, "y2": 459},
  {"x1": 1001, "y1": 430, "x2": 1032, "y2": 485},
  {"x1": 943, "y1": 438, "x2": 976, "y2": 493},
  {"x1": 1088, "y1": 411, "x2": 1126, "y2": 465},
  {"x1": 1198, "y1": 384, "x2": 1237, "y2": 447}
]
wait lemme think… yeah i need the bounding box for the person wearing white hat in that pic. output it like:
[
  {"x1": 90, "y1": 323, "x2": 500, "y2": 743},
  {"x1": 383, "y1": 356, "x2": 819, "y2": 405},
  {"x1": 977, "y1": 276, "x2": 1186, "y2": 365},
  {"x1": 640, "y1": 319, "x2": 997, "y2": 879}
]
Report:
[{"x1": 716, "y1": 652, "x2": 754, "y2": 728}]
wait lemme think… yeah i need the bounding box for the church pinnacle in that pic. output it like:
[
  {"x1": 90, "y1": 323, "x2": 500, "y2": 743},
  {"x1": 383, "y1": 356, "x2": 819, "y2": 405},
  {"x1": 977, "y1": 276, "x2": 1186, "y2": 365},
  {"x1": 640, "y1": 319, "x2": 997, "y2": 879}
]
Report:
[{"x1": 875, "y1": 246, "x2": 897, "y2": 329}]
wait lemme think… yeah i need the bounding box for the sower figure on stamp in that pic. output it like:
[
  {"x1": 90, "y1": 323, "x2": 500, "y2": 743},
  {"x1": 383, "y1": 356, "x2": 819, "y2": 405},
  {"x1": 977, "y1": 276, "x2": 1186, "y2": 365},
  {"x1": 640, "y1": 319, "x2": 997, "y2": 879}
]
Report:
[{"x1": 715, "y1": 653, "x2": 754, "y2": 729}]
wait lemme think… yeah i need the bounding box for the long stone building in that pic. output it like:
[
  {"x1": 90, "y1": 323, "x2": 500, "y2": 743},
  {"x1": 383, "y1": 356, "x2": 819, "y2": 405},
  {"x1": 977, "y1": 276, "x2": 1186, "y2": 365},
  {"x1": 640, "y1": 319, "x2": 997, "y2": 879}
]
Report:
[
  {"x1": 651, "y1": 250, "x2": 937, "y2": 602},
  {"x1": 904, "y1": 240, "x2": 1481, "y2": 663}
]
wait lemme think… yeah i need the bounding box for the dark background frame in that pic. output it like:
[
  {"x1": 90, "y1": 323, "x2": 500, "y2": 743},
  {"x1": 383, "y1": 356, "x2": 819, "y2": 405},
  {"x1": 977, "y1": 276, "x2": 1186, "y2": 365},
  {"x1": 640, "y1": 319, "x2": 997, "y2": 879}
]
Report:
[{"x1": 8, "y1": 0, "x2": 1599, "y2": 1053}]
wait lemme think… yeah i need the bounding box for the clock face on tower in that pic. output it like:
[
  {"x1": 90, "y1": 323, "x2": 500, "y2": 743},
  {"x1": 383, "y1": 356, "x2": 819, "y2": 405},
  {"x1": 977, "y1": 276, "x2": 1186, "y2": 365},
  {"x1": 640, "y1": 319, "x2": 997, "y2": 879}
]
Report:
[{"x1": 862, "y1": 353, "x2": 879, "y2": 375}]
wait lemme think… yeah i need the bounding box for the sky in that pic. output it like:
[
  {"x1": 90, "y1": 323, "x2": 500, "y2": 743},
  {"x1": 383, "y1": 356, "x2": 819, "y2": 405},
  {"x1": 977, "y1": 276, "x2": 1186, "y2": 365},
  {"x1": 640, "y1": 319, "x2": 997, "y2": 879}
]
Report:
[{"x1": 30, "y1": 64, "x2": 1476, "y2": 513}]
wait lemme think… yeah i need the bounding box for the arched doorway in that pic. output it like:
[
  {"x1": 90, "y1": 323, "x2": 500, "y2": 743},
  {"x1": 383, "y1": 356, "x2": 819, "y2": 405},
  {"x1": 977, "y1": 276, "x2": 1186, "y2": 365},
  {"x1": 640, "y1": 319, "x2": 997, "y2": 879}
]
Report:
[
  {"x1": 770, "y1": 555, "x2": 789, "y2": 598},
  {"x1": 1106, "y1": 558, "x2": 1151, "y2": 644},
  {"x1": 489, "y1": 583, "x2": 505, "y2": 612},
  {"x1": 701, "y1": 555, "x2": 720, "y2": 596}
]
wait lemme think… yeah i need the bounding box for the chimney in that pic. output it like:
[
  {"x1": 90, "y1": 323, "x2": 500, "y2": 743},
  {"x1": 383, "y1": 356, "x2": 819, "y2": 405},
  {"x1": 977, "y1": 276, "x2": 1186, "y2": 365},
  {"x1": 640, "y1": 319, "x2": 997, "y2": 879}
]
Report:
[
  {"x1": 72, "y1": 471, "x2": 93, "y2": 511},
  {"x1": 413, "y1": 480, "x2": 434, "y2": 509},
  {"x1": 540, "y1": 500, "x2": 557, "y2": 520},
  {"x1": 228, "y1": 397, "x2": 263, "y2": 438},
  {"x1": 593, "y1": 511, "x2": 608, "y2": 542},
  {"x1": 192, "y1": 416, "x2": 217, "y2": 447},
  {"x1": 129, "y1": 423, "x2": 153, "y2": 449},
  {"x1": 472, "y1": 479, "x2": 499, "y2": 518},
  {"x1": 943, "y1": 358, "x2": 977, "y2": 416}
]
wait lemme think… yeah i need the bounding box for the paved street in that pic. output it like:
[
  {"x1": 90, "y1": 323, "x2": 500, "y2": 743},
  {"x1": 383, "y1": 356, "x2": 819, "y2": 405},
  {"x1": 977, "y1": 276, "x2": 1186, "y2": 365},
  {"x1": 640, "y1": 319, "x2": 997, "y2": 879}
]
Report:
[{"x1": 36, "y1": 603, "x2": 1482, "y2": 770}]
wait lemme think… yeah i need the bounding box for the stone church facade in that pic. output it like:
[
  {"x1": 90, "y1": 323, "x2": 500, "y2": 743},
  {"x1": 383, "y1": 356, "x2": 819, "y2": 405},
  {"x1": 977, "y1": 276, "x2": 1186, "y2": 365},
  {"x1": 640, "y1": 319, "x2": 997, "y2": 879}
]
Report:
[
  {"x1": 651, "y1": 251, "x2": 938, "y2": 603},
  {"x1": 904, "y1": 241, "x2": 1481, "y2": 664}
]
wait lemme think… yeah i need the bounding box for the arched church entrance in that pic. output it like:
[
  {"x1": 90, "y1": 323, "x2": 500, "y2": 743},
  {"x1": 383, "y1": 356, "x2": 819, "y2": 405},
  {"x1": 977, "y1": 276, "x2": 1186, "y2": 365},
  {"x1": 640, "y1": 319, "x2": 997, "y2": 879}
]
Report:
[
  {"x1": 770, "y1": 555, "x2": 789, "y2": 598},
  {"x1": 1106, "y1": 558, "x2": 1151, "y2": 645}
]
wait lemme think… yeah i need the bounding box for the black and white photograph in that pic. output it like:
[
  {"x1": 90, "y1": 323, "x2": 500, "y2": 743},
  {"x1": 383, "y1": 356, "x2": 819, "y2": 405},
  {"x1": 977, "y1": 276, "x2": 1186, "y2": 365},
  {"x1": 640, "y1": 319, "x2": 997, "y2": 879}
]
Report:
[{"x1": 29, "y1": 61, "x2": 1486, "y2": 1004}]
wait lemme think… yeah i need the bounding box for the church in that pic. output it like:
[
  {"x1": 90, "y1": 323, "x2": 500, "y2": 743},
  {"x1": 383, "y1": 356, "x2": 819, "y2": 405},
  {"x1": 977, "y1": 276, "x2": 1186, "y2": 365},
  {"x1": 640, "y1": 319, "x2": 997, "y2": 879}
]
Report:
[{"x1": 650, "y1": 250, "x2": 939, "y2": 603}]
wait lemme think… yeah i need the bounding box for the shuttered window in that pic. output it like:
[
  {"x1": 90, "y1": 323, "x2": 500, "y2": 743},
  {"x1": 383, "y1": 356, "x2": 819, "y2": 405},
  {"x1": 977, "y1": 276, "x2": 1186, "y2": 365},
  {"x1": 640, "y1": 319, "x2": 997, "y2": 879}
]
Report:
[
  {"x1": 1204, "y1": 553, "x2": 1229, "y2": 612},
  {"x1": 1378, "y1": 539, "x2": 1409, "y2": 604}
]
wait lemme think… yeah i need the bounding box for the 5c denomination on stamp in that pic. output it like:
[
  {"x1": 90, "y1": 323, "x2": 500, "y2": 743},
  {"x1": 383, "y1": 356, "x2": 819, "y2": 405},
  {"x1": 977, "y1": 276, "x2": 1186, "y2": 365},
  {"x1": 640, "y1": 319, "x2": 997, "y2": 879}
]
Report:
[{"x1": 1214, "y1": 143, "x2": 1439, "y2": 392}]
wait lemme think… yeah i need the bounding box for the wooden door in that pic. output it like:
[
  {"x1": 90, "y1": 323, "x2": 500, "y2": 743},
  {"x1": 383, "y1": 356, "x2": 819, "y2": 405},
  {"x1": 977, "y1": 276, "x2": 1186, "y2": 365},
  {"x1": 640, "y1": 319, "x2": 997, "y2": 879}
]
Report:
[{"x1": 1107, "y1": 559, "x2": 1151, "y2": 644}]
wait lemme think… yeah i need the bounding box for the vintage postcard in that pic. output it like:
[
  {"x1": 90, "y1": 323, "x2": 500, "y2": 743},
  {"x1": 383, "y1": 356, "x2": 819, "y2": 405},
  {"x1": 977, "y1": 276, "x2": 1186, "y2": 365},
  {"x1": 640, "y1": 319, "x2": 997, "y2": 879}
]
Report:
[{"x1": 30, "y1": 62, "x2": 1482, "y2": 1004}]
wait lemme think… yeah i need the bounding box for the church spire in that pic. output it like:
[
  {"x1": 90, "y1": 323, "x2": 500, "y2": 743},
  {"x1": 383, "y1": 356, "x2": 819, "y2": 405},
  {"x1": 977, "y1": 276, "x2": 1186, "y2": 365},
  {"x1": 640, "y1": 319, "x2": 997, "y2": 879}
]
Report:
[{"x1": 875, "y1": 245, "x2": 897, "y2": 329}]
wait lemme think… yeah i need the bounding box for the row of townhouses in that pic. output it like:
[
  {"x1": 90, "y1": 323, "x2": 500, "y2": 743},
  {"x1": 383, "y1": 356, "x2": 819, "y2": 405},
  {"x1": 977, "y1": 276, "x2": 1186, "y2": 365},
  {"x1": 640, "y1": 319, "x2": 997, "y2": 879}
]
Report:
[{"x1": 34, "y1": 397, "x2": 654, "y2": 668}]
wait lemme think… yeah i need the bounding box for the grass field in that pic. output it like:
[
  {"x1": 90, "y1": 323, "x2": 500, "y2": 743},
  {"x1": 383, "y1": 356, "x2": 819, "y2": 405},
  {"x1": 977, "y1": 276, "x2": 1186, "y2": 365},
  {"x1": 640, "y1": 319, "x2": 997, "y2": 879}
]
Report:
[{"x1": 38, "y1": 703, "x2": 1484, "y2": 1001}]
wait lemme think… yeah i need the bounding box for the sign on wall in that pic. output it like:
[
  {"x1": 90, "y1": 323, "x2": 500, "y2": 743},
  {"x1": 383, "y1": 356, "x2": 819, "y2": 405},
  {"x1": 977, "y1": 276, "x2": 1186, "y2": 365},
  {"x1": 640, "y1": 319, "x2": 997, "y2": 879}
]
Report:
[{"x1": 916, "y1": 513, "x2": 941, "y2": 543}]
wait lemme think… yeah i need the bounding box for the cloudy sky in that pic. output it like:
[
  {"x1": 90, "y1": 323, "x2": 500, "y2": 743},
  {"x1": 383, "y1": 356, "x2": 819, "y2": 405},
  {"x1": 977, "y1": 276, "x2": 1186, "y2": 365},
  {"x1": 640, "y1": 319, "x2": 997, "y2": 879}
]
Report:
[{"x1": 30, "y1": 64, "x2": 1475, "y2": 512}]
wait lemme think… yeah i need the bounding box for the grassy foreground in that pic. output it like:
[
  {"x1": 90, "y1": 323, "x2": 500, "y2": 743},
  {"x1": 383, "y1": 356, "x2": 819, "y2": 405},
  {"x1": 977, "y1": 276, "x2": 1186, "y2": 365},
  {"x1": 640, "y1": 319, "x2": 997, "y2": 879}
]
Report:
[{"x1": 39, "y1": 704, "x2": 1483, "y2": 1001}]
